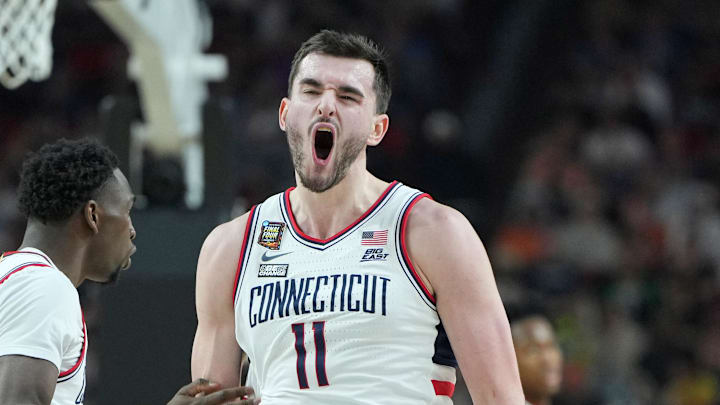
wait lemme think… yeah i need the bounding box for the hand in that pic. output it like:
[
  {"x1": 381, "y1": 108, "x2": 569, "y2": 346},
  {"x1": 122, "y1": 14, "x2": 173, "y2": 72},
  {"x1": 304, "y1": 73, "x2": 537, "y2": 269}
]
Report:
[{"x1": 167, "y1": 378, "x2": 260, "y2": 405}]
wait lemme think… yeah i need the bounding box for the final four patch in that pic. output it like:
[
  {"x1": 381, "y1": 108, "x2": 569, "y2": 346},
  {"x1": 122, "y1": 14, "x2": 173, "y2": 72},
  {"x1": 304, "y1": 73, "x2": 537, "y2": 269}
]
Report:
[{"x1": 258, "y1": 221, "x2": 285, "y2": 250}]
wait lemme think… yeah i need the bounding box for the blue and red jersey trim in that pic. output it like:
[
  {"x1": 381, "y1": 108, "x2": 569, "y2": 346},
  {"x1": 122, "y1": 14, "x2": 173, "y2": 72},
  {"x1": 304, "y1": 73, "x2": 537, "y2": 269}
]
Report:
[
  {"x1": 1, "y1": 250, "x2": 52, "y2": 262},
  {"x1": 397, "y1": 193, "x2": 436, "y2": 305},
  {"x1": 282, "y1": 181, "x2": 400, "y2": 247},
  {"x1": 57, "y1": 312, "x2": 86, "y2": 382},
  {"x1": 0, "y1": 262, "x2": 52, "y2": 285},
  {"x1": 1, "y1": 250, "x2": 55, "y2": 285},
  {"x1": 233, "y1": 205, "x2": 259, "y2": 306}
]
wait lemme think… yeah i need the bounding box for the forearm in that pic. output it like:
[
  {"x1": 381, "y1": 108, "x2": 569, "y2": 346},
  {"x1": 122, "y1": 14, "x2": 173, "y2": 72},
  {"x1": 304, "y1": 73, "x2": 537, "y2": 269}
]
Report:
[
  {"x1": 191, "y1": 327, "x2": 242, "y2": 387},
  {"x1": 455, "y1": 315, "x2": 524, "y2": 404}
]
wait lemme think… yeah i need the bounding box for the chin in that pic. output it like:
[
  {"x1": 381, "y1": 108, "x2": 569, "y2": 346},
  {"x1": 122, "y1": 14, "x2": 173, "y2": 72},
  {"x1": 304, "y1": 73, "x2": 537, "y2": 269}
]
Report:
[
  {"x1": 96, "y1": 268, "x2": 122, "y2": 285},
  {"x1": 299, "y1": 167, "x2": 345, "y2": 193}
]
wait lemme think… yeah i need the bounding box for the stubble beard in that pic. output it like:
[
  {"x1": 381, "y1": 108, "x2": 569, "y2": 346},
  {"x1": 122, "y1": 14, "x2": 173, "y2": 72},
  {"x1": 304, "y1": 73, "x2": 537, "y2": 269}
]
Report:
[{"x1": 287, "y1": 124, "x2": 366, "y2": 193}]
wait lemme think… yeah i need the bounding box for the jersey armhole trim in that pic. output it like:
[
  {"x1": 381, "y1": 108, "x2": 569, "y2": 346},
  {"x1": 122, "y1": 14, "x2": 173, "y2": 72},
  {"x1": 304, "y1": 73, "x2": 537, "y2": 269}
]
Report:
[
  {"x1": 57, "y1": 312, "x2": 86, "y2": 381},
  {"x1": 233, "y1": 205, "x2": 258, "y2": 306},
  {"x1": 399, "y1": 193, "x2": 436, "y2": 305}
]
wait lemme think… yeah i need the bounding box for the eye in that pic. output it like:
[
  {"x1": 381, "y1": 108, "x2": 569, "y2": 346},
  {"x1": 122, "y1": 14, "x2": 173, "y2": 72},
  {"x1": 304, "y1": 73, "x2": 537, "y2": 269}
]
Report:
[
  {"x1": 303, "y1": 89, "x2": 320, "y2": 95},
  {"x1": 340, "y1": 95, "x2": 358, "y2": 102}
]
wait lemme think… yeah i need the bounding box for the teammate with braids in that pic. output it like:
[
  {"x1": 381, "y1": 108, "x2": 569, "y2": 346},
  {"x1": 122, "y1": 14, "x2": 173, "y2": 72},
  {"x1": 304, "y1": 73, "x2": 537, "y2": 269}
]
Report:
[{"x1": 0, "y1": 138, "x2": 256, "y2": 405}]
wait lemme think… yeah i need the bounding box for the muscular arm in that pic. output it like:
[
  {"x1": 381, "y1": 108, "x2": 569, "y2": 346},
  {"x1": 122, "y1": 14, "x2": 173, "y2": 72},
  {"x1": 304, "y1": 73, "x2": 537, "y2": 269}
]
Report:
[
  {"x1": 191, "y1": 214, "x2": 249, "y2": 388},
  {"x1": 406, "y1": 199, "x2": 524, "y2": 404},
  {"x1": 0, "y1": 355, "x2": 57, "y2": 405}
]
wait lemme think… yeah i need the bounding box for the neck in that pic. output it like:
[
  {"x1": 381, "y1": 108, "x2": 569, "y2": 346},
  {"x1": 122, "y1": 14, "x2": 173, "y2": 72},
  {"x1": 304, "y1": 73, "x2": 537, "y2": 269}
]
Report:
[
  {"x1": 19, "y1": 219, "x2": 87, "y2": 287},
  {"x1": 291, "y1": 166, "x2": 388, "y2": 239}
]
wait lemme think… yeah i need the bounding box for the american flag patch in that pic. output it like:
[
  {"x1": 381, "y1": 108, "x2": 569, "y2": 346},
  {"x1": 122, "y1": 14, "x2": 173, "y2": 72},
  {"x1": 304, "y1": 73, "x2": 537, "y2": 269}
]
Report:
[{"x1": 361, "y1": 230, "x2": 388, "y2": 245}]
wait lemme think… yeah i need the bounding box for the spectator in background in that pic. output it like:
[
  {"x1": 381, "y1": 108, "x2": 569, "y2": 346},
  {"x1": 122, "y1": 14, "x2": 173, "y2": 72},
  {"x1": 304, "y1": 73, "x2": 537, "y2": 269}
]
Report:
[
  {"x1": 453, "y1": 314, "x2": 563, "y2": 405},
  {"x1": 511, "y1": 315, "x2": 564, "y2": 405}
]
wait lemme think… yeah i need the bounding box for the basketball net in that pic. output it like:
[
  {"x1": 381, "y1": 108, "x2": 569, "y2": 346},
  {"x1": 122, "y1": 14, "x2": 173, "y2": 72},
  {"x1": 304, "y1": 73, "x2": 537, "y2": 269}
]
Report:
[{"x1": 0, "y1": 0, "x2": 58, "y2": 89}]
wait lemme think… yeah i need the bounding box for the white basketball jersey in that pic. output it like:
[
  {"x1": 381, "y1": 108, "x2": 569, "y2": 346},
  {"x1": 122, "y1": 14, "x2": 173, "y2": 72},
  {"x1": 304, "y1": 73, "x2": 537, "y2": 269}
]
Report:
[
  {"x1": 234, "y1": 182, "x2": 457, "y2": 404},
  {"x1": 0, "y1": 248, "x2": 87, "y2": 405}
]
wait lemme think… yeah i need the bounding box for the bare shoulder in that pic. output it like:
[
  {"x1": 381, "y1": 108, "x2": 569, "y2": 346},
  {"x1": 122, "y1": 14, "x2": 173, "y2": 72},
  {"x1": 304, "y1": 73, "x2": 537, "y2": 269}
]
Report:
[
  {"x1": 406, "y1": 197, "x2": 475, "y2": 240},
  {"x1": 196, "y1": 211, "x2": 253, "y2": 303},
  {"x1": 202, "y1": 212, "x2": 252, "y2": 254},
  {"x1": 405, "y1": 198, "x2": 485, "y2": 295}
]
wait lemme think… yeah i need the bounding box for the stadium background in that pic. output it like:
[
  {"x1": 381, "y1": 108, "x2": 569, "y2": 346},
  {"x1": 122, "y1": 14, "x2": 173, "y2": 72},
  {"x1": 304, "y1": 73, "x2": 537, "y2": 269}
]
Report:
[{"x1": 1, "y1": 1, "x2": 719, "y2": 404}]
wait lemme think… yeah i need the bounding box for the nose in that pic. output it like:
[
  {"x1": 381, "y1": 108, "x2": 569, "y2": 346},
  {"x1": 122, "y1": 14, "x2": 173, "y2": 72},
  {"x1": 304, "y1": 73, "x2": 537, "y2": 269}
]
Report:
[
  {"x1": 316, "y1": 91, "x2": 336, "y2": 117},
  {"x1": 130, "y1": 222, "x2": 136, "y2": 241}
]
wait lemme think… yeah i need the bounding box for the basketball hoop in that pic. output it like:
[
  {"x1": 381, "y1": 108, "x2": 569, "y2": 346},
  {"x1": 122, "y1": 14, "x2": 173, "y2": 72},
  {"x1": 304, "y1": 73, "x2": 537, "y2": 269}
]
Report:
[{"x1": 0, "y1": 0, "x2": 58, "y2": 89}]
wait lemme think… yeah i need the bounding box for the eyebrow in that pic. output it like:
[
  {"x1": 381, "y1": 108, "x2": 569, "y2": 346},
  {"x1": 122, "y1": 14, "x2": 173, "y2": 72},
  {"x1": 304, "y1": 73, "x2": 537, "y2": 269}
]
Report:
[{"x1": 299, "y1": 78, "x2": 365, "y2": 99}]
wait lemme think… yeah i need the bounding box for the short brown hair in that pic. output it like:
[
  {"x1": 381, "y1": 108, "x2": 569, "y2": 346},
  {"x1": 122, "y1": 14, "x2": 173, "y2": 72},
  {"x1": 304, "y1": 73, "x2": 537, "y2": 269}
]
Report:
[{"x1": 288, "y1": 30, "x2": 391, "y2": 114}]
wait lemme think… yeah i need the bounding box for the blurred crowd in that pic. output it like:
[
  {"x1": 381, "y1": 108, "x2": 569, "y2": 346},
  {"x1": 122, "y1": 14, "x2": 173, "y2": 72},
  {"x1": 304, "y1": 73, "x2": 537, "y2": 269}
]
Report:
[
  {"x1": 0, "y1": 1, "x2": 718, "y2": 404},
  {"x1": 493, "y1": 1, "x2": 720, "y2": 404}
]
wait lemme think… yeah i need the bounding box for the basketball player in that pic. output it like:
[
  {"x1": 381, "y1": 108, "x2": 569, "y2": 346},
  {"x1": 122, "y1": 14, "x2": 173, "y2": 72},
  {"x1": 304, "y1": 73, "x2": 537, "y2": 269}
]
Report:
[
  {"x1": 191, "y1": 30, "x2": 524, "y2": 404},
  {"x1": 511, "y1": 316, "x2": 563, "y2": 405},
  {"x1": 0, "y1": 138, "x2": 256, "y2": 405}
]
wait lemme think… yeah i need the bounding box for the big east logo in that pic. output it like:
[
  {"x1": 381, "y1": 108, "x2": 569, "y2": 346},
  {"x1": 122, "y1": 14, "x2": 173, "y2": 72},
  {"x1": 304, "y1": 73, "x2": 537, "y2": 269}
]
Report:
[{"x1": 360, "y1": 248, "x2": 390, "y2": 262}]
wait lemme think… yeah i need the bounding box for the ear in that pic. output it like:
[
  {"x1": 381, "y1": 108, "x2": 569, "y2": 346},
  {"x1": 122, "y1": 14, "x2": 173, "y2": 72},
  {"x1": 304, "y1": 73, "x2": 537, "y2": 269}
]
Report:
[
  {"x1": 367, "y1": 113, "x2": 390, "y2": 147},
  {"x1": 279, "y1": 98, "x2": 290, "y2": 132},
  {"x1": 83, "y1": 200, "x2": 100, "y2": 234}
]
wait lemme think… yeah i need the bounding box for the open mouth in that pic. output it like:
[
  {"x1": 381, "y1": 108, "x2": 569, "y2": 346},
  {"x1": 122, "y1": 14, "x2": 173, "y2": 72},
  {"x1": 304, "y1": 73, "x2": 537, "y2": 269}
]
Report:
[{"x1": 313, "y1": 125, "x2": 335, "y2": 164}]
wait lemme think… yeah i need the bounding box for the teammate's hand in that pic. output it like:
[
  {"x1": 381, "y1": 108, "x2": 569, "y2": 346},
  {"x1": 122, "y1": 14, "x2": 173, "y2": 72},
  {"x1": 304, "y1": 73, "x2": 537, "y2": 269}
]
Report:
[{"x1": 167, "y1": 378, "x2": 260, "y2": 405}]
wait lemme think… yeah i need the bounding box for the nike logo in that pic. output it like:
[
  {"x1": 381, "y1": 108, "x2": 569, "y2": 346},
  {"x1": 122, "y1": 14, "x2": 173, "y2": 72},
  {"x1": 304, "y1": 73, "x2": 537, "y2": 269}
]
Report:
[{"x1": 261, "y1": 251, "x2": 293, "y2": 261}]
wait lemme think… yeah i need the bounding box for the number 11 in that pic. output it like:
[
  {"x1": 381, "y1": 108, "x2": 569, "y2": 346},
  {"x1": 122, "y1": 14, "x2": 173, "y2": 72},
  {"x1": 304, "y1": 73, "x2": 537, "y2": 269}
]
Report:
[{"x1": 291, "y1": 321, "x2": 329, "y2": 389}]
